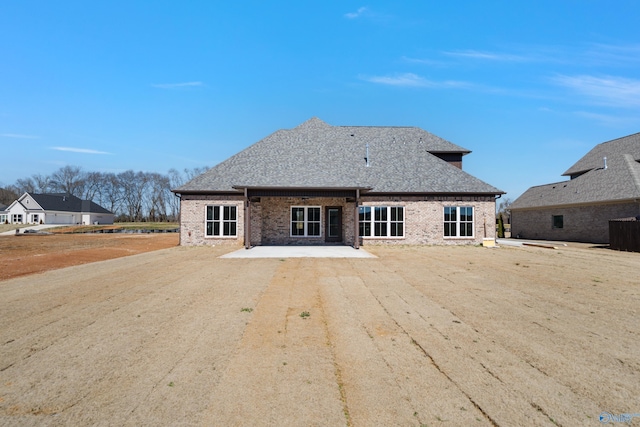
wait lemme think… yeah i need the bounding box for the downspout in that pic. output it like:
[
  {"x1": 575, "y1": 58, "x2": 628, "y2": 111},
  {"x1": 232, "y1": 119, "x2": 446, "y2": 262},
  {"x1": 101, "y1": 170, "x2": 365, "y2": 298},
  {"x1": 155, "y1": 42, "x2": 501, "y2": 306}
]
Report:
[
  {"x1": 244, "y1": 188, "x2": 251, "y2": 249},
  {"x1": 354, "y1": 189, "x2": 360, "y2": 249},
  {"x1": 175, "y1": 192, "x2": 181, "y2": 246}
]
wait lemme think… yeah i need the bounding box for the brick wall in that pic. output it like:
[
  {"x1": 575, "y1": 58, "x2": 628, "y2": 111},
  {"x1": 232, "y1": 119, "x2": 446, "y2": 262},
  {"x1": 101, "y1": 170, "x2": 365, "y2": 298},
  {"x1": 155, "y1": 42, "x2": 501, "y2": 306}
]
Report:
[
  {"x1": 179, "y1": 194, "x2": 244, "y2": 246},
  {"x1": 360, "y1": 196, "x2": 496, "y2": 245},
  {"x1": 180, "y1": 194, "x2": 496, "y2": 246},
  {"x1": 255, "y1": 197, "x2": 355, "y2": 245},
  {"x1": 511, "y1": 201, "x2": 640, "y2": 243}
]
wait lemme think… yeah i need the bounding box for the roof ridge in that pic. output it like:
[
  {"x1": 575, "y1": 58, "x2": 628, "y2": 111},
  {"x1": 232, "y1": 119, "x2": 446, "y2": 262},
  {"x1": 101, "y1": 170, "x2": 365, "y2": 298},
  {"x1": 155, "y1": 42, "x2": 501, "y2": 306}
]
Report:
[
  {"x1": 624, "y1": 154, "x2": 640, "y2": 193},
  {"x1": 600, "y1": 131, "x2": 640, "y2": 145}
]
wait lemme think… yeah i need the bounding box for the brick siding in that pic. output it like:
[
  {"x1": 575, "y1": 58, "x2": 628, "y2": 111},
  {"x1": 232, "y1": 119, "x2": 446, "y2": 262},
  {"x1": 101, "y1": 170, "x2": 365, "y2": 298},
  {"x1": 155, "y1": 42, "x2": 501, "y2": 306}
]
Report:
[
  {"x1": 511, "y1": 201, "x2": 640, "y2": 243},
  {"x1": 179, "y1": 194, "x2": 245, "y2": 247},
  {"x1": 180, "y1": 194, "x2": 496, "y2": 246}
]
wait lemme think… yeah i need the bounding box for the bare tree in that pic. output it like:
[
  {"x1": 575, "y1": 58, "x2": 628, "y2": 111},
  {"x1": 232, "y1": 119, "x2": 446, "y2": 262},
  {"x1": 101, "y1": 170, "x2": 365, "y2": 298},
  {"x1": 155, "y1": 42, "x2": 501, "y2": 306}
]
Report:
[
  {"x1": 497, "y1": 197, "x2": 512, "y2": 218},
  {"x1": 146, "y1": 173, "x2": 171, "y2": 221},
  {"x1": 82, "y1": 171, "x2": 104, "y2": 201},
  {"x1": 119, "y1": 170, "x2": 149, "y2": 221},
  {"x1": 6, "y1": 164, "x2": 206, "y2": 222},
  {"x1": 32, "y1": 174, "x2": 53, "y2": 192},
  {"x1": 50, "y1": 165, "x2": 85, "y2": 196},
  {"x1": 100, "y1": 173, "x2": 123, "y2": 215},
  {"x1": 168, "y1": 168, "x2": 184, "y2": 221},
  {"x1": 0, "y1": 186, "x2": 19, "y2": 205},
  {"x1": 184, "y1": 166, "x2": 209, "y2": 181},
  {"x1": 14, "y1": 177, "x2": 37, "y2": 194}
]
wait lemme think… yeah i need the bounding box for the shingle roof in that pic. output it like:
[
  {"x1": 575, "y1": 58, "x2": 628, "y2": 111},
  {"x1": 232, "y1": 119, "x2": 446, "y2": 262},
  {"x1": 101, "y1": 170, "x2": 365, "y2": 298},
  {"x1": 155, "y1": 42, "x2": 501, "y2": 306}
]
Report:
[
  {"x1": 176, "y1": 118, "x2": 502, "y2": 195},
  {"x1": 29, "y1": 193, "x2": 113, "y2": 214},
  {"x1": 563, "y1": 132, "x2": 640, "y2": 177},
  {"x1": 511, "y1": 141, "x2": 640, "y2": 210}
]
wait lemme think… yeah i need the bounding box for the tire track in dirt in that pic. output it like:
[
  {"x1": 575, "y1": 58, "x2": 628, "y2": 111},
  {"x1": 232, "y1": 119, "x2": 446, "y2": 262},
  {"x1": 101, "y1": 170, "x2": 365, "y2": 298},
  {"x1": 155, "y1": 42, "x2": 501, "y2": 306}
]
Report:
[
  {"x1": 0, "y1": 248, "x2": 277, "y2": 425},
  {"x1": 386, "y1": 246, "x2": 640, "y2": 412},
  {"x1": 199, "y1": 258, "x2": 346, "y2": 426},
  {"x1": 0, "y1": 250, "x2": 191, "y2": 371},
  {"x1": 318, "y1": 258, "x2": 492, "y2": 426},
  {"x1": 350, "y1": 257, "x2": 600, "y2": 426}
]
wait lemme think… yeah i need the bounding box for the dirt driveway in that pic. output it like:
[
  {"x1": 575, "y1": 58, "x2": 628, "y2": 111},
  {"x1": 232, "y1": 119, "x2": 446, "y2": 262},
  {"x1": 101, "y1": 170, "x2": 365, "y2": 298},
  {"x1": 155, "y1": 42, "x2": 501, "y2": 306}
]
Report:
[{"x1": 0, "y1": 242, "x2": 638, "y2": 426}]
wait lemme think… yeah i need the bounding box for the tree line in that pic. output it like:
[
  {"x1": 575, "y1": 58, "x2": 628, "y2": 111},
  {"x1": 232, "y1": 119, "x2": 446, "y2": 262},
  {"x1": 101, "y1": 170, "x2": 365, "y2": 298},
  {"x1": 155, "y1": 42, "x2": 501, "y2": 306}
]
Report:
[{"x1": 0, "y1": 165, "x2": 208, "y2": 222}]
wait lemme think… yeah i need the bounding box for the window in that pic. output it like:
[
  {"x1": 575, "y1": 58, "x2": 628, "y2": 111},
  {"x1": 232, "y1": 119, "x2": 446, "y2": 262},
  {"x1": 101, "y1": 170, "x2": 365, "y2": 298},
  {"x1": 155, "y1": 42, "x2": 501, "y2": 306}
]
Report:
[
  {"x1": 552, "y1": 215, "x2": 563, "y2": 229},
  {"x1": 32, "y1": 214, "x2": 39, "y2": 224},
  {"x1": 206, "y1": 205, "x2": 237, "y2": 237},
  {"x1": 444, "y1": 206, "x2": 474, "y2": 238},
  {"x1": 359, "y1": 206, "x2": 404, "y2": 238},
  {"x1": 291, "y1": 206, "x2": 321, "y2": 237},
  {"x1": 12, "y1": 214, "x2": 23, "y2": 223}
]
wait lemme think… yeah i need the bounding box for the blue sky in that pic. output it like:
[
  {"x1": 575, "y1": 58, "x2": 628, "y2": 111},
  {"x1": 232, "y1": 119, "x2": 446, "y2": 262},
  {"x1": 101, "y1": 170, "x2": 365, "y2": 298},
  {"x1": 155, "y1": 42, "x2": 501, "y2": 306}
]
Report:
[{"x1": 1, "y1": 1, "x2": 639, "y2": 200}]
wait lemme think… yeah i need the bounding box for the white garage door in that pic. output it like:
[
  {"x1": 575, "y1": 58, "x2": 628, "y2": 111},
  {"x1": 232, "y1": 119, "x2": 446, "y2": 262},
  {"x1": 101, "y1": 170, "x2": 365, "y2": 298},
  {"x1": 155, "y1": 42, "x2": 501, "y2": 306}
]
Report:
[{"x1": 47, "y1": 214, "x2": 75, "y2": 224}]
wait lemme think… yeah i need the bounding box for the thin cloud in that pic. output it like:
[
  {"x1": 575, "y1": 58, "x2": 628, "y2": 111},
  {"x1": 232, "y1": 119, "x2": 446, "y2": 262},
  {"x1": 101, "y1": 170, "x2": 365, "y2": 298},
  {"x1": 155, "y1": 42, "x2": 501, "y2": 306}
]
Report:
[
  {"x1": 573, "y1": 111, "x2": 637, "y2": 126},
  {"x1": 362, "y1": 73, "x2": 472, "y2": 89},
  {"x1": 552, "y1": 74, "x2": 640, "y2": 108},
  {"x1": 51, "y1": 146, "x2": 112, "y2": 155},
  {"x1": 151, "y1": 81, "x2": 204, "y2": 89},
  {"x1": 401, "y1": 56, "x2": 449, "y2": 67},
  {"x1": 1, "y1": 133, "x2": 39, "y2": 139},
  {"x1": 583, "y1": 43, "x2": 640, "y2": 66},
  {"x1": 345, "y1": 6, "x2": 369, "y2": 19},
  {"x1": 443, "y1": 50, "x2": 531, "y2": 62},
  {"x1": 540, "y1": 107, "x2": 635, "y2": 127}
]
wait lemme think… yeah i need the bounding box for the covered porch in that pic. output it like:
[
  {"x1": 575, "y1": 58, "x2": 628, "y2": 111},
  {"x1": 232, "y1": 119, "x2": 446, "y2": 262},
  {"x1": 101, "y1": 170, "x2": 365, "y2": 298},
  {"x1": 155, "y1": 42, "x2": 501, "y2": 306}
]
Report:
[{"x1": 239, "y1": 187, "x2": 370, "y2": 249}]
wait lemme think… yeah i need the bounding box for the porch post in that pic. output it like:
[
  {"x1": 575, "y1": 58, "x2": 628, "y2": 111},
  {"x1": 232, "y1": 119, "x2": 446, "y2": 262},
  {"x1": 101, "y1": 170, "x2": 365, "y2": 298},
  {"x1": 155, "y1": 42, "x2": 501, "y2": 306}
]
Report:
[
  {"x1": 354, "y1": 189, "x2": 360, "y2": 249},
  {"x1": 244, "y1": 188, "x2": 251, "y2": 249}
]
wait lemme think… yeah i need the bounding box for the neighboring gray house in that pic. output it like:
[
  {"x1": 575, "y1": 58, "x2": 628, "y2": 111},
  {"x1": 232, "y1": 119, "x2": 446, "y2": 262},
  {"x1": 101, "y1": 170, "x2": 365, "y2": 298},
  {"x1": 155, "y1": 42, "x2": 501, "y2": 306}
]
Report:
[
  {"x1": 173, "y1": 118, "x2": 503, "y2": 248},
  {"x1": 4, "y1": 193, "x2": 114, "y2": 225},
  {"x1": 511, "y1": 132, "x2": 640, "y2": 243},
  {"x1": 0, "y1": 203, "x2": 7, "y2": 224}
]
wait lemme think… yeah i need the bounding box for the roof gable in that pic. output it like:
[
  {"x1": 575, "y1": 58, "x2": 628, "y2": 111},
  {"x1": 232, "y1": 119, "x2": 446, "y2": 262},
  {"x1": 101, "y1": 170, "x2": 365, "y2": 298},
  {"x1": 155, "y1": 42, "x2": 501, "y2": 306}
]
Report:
[
  {"x1": 511, "y1": 153, "x2": 640, "y2": 209},
  {"x1": 177, "y1": 118, "x2": 501, "y2": 195},
  {"x1": 563, "y1": 132, "x2": 640, "y2": 177}
]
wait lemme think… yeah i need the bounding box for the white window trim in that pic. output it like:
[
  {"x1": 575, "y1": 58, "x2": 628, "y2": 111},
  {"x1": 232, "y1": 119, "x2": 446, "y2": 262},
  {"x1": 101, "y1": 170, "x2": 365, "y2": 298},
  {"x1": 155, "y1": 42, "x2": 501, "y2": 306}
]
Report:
[
  {"x1": 443, "y1": 206, "x2": 475, "y2": 239},
  {"x1": 290, "y1": 206, "x2": 322, "y2": 238},
  {"x1": 359, "y1": 206, "x2": 405, "y2": 239},
  {"x1": 205, "y1": 205, "x2": 238, "y2": 238}
]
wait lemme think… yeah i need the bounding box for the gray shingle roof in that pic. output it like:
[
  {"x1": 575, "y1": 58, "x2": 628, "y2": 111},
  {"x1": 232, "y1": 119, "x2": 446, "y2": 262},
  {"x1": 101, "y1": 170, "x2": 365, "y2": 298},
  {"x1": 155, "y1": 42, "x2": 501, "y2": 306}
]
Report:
[
  {"x1": 563, "y1": 132, "x2": 640, "y2": 177},
  {"x1": 176, "y1": 118, "x2": 502, "y2": 195},
  {"x1": 30, "y1": 193, "x2": 113, "y2": 214},
  {"x1": 511, "y1": 138, "x2": 640, "y2": 210}
]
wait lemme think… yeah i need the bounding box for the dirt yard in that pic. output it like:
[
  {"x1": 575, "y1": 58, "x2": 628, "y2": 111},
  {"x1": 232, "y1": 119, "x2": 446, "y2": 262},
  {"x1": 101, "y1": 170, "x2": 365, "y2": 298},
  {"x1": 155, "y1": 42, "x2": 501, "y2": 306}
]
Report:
[
  {"x1": 0, "y1": 239, "x2": 638, "y2": 426},
  {"x1": 0, "y1": 233, "x2": 178, "y2": 281}
]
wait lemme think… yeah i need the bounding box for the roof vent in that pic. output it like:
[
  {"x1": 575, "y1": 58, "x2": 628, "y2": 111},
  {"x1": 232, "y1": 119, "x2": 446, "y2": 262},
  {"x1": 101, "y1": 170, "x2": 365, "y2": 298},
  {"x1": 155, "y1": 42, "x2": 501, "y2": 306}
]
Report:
[
  {"x1": 603, "y1": 156, "x2": 608, "y2": 170},
  {"x1": 365, "y1": 143, "x2": 370, "y2": 167}
]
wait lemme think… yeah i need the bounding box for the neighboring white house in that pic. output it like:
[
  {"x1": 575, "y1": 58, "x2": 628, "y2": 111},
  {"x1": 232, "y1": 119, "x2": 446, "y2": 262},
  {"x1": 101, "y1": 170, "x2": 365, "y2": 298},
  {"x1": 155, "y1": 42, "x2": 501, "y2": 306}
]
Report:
[{"x1": 3, "y1": 193, "x2": 114, "y2": 225}]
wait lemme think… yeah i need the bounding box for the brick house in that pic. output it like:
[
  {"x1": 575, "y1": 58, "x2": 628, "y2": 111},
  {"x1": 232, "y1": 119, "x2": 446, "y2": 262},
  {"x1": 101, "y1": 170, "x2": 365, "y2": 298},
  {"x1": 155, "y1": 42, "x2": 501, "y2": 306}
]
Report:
[
  {"x1": 173, "y1": 118, "x2": 503, "y2": 248},
  {"x1": 510, "y1": 132, "x2": 640, "y2": 243}
]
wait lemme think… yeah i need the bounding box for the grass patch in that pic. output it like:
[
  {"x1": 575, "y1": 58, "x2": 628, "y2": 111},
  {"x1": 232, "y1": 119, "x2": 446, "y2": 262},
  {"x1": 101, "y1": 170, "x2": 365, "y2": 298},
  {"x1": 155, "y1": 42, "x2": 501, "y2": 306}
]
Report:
[
  {"x1": 52, "y1": 222, "x2": 179, "y2": 234},
  {"x1": 0, "y1": 224, "x2": 25, "y2": 233}
]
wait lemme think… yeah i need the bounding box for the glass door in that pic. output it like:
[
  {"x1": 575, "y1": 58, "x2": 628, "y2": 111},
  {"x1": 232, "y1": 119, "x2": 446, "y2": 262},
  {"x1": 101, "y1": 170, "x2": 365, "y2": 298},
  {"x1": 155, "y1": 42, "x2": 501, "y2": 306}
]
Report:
[{"x1": 325, "y1": 207, "x2": 342, "y2": 242}]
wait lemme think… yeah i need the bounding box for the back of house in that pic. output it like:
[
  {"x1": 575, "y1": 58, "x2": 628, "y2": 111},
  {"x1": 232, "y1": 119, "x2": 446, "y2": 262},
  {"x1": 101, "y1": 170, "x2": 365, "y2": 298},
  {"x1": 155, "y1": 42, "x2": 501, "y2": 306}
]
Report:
[{"x1": 173, "y1": 118, "x2": 503, "y2": 247}]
